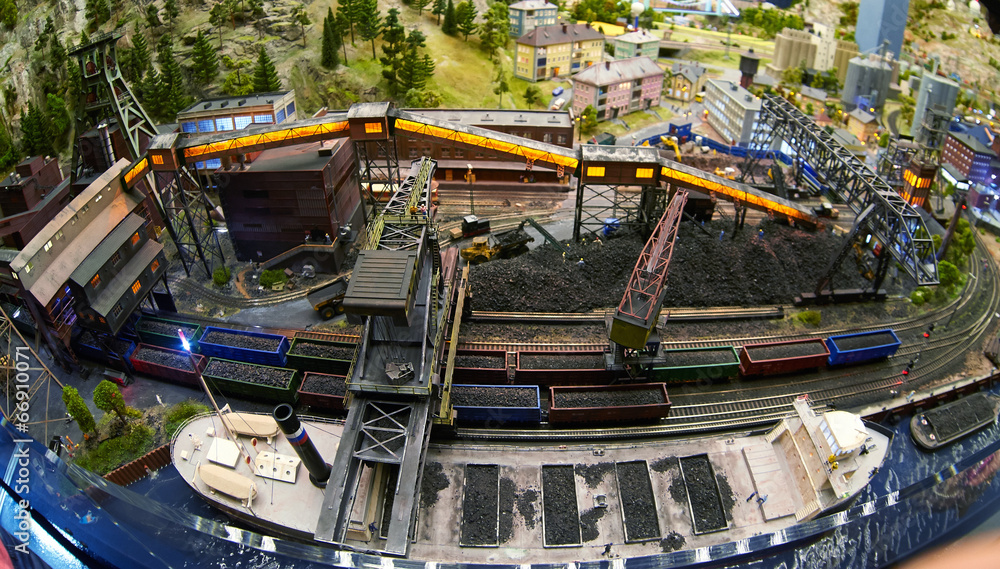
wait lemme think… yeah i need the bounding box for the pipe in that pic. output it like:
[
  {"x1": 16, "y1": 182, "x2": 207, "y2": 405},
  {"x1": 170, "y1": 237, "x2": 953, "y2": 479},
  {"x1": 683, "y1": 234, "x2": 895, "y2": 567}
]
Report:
[{"x1": 273, "y1": 404, "x2": 331, "y2": 488}]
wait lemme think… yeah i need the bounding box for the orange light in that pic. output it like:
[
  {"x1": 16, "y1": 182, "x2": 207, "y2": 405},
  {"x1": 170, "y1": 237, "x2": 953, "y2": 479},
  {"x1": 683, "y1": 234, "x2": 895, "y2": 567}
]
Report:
[{"x1": 183, "y1": 121, "x2": 350, "y2": 160}]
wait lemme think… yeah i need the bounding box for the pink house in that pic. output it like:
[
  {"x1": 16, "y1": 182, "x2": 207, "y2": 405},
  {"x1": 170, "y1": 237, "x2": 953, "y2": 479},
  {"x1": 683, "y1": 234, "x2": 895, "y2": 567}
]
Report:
[{"x1": 570, "y1": 57, "x2": 664, "y2": 121}]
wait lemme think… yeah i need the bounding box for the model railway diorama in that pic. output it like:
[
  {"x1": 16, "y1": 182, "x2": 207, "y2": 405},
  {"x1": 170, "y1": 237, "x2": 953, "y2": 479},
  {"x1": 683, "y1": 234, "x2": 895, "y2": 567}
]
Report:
[{"x1": 3, "y1": 31, "x2": 1000, "y2": 569}]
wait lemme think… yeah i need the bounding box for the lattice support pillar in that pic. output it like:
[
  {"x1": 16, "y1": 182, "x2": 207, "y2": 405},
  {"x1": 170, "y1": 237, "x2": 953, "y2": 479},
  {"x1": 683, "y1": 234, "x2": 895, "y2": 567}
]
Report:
[{"x1": 574, "y1": 181, "x2": 662, "y2": 240}]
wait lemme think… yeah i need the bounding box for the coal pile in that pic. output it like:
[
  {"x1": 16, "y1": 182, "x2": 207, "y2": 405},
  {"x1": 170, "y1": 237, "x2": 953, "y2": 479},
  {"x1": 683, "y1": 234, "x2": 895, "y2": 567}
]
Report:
[
  {"x1": 420, "y1": 462, "x2": 449, "y2": 509},
  {"x1": 832, "y1": 331, "x2": 898, "y2": 351},
  {"x1": 455, "y1": 354, "x2": 506, "y2": 368},
  {"x1": 745, "y1": 341, "x2": 826, "y2": 360},
  {"x1": 132, "y1": 346, "x2": 197, "y2": 371},
  {"x1": 553, "y1": 389, "x2": 663, "y2": 408},
  {"x1": 203, "y1": 330, "x2": 283, "y2": 351},
  {"x1": 516, "y1": 488, "x2": 539, "y2": 529},
  {"x1": 679, "y1": 456, "x2": 727, "y2": 533},
  {"x1": 469, "y1": 220, "x2": 879, "y2": 311},
  {"x1": 924, "y1": 394, "x2": 998, "y2": 440},
  {"x1": 461, "y1": 464, "x2": 500, "y2": 546},
  {"x1": 300, "y1": 374, "x2": 346, "y2": 396},
  {"x1": 616, "y1": 461, "x2": 660, "y2": 541},
  {"x1": 576, "y1": 463, "x2": 614, "y2": 488},
  {"x1": 452, "y1": 386, "x2": 537, "y2": 407},
  {"x1": 204, "y1": 360, "x2": 295, "y2": 388},
  {"x1": 660, "y1": 531, "x2": 686, "y2": 552},
  {"x1": 288, "y1": 342, "x2": 356, "y2": 360},
  {"x1": 542, "y1": 465, "x2": 581, "y2": 546},
  {"x1": 138, "y1": 320, "x2": 201, "y2": 338},
  {"x1": 499, "y1": 478, "x2": 515, "y2": 544},
  {"x1": 579, "y1": 507, "x2": 606, "y2": 542},
  {"x1": 651, "y1": 456, "x2": 679, "y2": 473},
  {"x1": 519, "y1": 353, "x2": 605, "y2": 370}
]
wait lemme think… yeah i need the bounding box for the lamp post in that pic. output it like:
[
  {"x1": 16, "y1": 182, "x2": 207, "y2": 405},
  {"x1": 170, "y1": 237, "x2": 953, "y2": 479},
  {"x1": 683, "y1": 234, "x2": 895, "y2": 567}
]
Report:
[
  {"x1": 576, "y1": 114, "x2": 587, "y2": 142},
  {"x1": 465, "y1": 163, "x2": 474, "y2": 215}
]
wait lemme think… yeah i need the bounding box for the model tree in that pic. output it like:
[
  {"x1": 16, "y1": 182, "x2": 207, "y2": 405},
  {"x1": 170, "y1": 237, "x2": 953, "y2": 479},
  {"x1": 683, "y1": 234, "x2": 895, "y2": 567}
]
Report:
[
  {"x1": 398, "y1": 31, "x2": 433, "y2": 92},
  {"x1": 62, "y1": 386, "x2": 96, "y2": 436},
  {"x1": 493, "y1": 64, "x2": 509, "y2": 108},
  {"x1": 337, "y1": 0, "x2": 356, "y2": 44},
  {"x1": 93, "y1": 380, "x2": 139, "y2": 426},
  {"x1": 291, "y1": 4, "x2": 311, "y2": 47},
  {"x1": 380, "y1": 8, "x2": 407, "y2": 88},
  {"x1": 163, "y1": 0, "x2": 180, "y2": 27},
  {"x1": 321, "y1": 8, "x2": 341, "y2": 69},
  {"x1": 222, "y1": 55, "x2": 254, "y2": 95},
  {"x1": 356, "y1": 0, "x2": 383, "y2": 59},
  {"x1": 524, "y1": 85, "x2": 542, "y2": 106},
  {"x1": 0, "y1": 0, "x2": 18, "y2": 29},
  {"x1": 156, "y1": 36, "x2": 191, "y2": 118},
  {"x1": 209, "y1": 2, "x2": 228, "y2": 47},
  {"x1": 478, "y1": 2, "x2": 508, "y2": 61},
  {"x1": 455, "y1": 2, "x2": 478, "y2": 40},
  {"x1": 252, "y1": 45, "x2": 282, "y2": 92},
  {"x1": 125, "y1": 26, "x2": 152, "y2": 82},
  {"x1": 191, "y1": 30, "x2": 219, "y2": 86},
  {"x1": 146, "y1": 4, "x2": 161, "y2": 28},
  {"x1": 431, "y1": 0, "x2": 446, "y2": 25},
  {"x1": 413, "y1": 0, "x2": 431, "y2": 15},
  {"x1": 441, "y1": 0, "x2": 457, "y2": 35},
  {"x1": 20, "y1": 101, "x2": 54, "y2": 157}
]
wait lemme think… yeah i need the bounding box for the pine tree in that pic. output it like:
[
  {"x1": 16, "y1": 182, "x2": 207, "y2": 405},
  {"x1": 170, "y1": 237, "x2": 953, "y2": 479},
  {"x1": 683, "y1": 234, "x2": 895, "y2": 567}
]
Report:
[
  {"x1": 379, "y1": 8, "x2": 406, "y2": 89},
  {"x1": 79, "y1": 30, "x2": 91, "y2": 45},
  {"x1": 209, "y1": 2, "x2": 228, "y2": 47},
  {"x1": 455, "y1": 2, "x2": 477, "y2": 40},
  {"x1": 334, "y1": 10, "x2": 350, "y2": 64},
  {"x1": 441, "y1": 0, "x2": 456, "y2": 35},
  {"x1": 21, "y1": 101, "x2": 54, "y2": 158},
  {"x1": 0, "y1": 0, "x2": 18, "y2": 29},
  {"x1": 35, "y1": 17, "x2": 54, "y2": 51},
  {"x1": 248, "y1": 0, "x2": 265, "y2": 39},
  {"x1": 222, "y1": 56, "x2": 254, "y2": 95},
  {"x1": 337, "y1": 0, "x2": 356, "y2": 44},
  {"x1": 321, "y1": 8, "x2": 340, "y2": 69},
  {"x1": 46, "y1": 93, "x2": 71, "y2": 140},
  {"x1": 413, "y1": 0, "x2": 430, "y2": 15},
  {"x1": 163, "y1": 0, "x2": 180, "y2": 26},
  {"x1": 157, "y1": 37, "x2": 190, "y2": 118},
  {"x1": 252, "y1": 45, "x2": 281, "y2": 92},
  {"x1": 191, "y1": 30, "x2": 219, "y2": 85},
  {"x1": 146, "y1": 4, "x2": 161, "y2": 28},
  {"x1": 431, "y1": 0, "x2": 446, "y2": 25},
  {"x1": 399, "y1": 31, "x2": 432, "y2": 92},
  {"x1": 493, "y1": 64, "x2": 509, "y2": 108},
  {"x1": 140, "y1": 67, "x2": 165, "y2": 117},
  {"x1": 478, "y1": 3, "x2": 508, "y2": 61},
  {"x1": 129, "y1": 27, "x2": 152, "y2": 81},
  {"x1": 355, "y1": 0, "x2": 382, "y2": 59}
]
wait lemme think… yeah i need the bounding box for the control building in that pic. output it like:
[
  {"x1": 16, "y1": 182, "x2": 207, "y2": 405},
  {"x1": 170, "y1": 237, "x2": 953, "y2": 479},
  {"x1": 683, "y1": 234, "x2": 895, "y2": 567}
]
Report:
[{"x1": 704, "y1": 79, "x2": 761, "y2": 145}]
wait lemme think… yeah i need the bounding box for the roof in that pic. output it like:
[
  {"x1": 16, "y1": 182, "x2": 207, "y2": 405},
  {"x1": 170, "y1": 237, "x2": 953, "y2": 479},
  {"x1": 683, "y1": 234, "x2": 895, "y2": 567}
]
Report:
[
  {"x1": 509, "y1": 0, "x2": 557, "y2": 10},
  {"x1": 847, "y1": 108, "x2": 877, "y2": 124},
  {"x1": 572, "y1": 57, "x2": 663, "y2": 87},
  {"x1": 950, "y1": 131, "x2": 996, "y2": 155},
  {"x1": 824, "y1": 411, "x2": 868, "y2": 451},
  {"x1": 581, "y1": 144, "x2": 660, "y2": 164},
  {"x1": 752, "y1": 73, "x2": 778, "y2": 87},
  {"x1": 178, "y1": 91, "x2": 294, "y2": 116},
  {"x1": 940, "y1": 162, "x2": 969, "y2": 182},
  {"x1": 239, "y1": 141, "x2": 340, "y2": 173},
  {"x1": 670, "y1": 62, "x2": 705, "y2": 84},
  {"x1": 614, "y1": 30, "x2": 659, "y2": 45},
  {"x1": 706, "y1": 79, "x2": 761, "y2": 111},
  {"x1": 799, "y1": 86, "x2": 828, "y2": 101},
  {"x1": 69, "y1": 214, "x2": 146, "y2": 286},
  {"x1": 409, "y1": 109, "x2": 572, "y2": 129},
  {"x1": 517, "y1": 23, "x2": 605, "y2": 47},
  {"x1": 91, "y1": 240, "x2": 164, "y2": 316}
]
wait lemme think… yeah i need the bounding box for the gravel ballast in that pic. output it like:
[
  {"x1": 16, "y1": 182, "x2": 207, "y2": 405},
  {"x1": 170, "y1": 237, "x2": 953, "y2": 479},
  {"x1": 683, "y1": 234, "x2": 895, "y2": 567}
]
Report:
[
  {"x1": 461, "y1": 465, "x2": 500, "y2": 546},
  {"x1": 616, "y1": 461, "x2": 660, "y2": 541},
  {"x1": 542, "y1": 465, "x2": 581, "y2": 546}
]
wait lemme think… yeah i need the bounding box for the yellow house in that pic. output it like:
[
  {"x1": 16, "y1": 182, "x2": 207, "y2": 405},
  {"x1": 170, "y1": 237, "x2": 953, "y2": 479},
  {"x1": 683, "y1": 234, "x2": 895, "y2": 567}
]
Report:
[
  {"x1": 515, "y1": 23, "x2": 606, "y2": 82},
  {"x1": 664, "y1": 62, "x2": 706, "y2": 102},
  {"x1": 846, "y1": 108, "x2": 878, "y2": 143}
]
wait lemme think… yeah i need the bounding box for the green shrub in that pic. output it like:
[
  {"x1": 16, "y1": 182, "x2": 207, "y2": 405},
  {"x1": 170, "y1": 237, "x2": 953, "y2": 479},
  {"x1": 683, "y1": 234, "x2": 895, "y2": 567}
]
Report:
[
  {"x1": 259, "y1": 269, "x2": 289, "y2": 289},
  {"x1": 796, "y1": 310, "x2": 821, "y2": 327},
  {"x1": 62, "y1": 386, "x2": 96, "y2": 434},
  {"x1": 212, "y1": 266, "x2": 231, "y2": 286},
  {"x1": 164, "y1": 400, "x2": 210, "y2": 439},
  {"x1": 910, "y1": 288, "x2": 926, "y2": 305},
  {"x1": 74, "y1": 424, "x2": 155, "y2": 475}
]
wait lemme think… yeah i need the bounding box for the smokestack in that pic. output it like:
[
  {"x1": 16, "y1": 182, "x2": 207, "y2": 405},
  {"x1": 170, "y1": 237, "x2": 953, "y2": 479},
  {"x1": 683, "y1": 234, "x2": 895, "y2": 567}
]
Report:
[
  {"x1": 563, "y1": 23, "x2": 567, "y2": 33},
  {"x1": 273, "y1": 404, "x2": 331, "y2": 488},
  {"x1": 605, "y1": 61, "x2": 610, "y2": 70}
]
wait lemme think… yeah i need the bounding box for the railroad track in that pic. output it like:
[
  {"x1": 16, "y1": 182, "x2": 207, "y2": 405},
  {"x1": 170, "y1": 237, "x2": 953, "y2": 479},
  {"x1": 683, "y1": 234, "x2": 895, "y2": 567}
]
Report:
[{"x1": 466, "y1": 306, "x2": 785, "y2": 324}]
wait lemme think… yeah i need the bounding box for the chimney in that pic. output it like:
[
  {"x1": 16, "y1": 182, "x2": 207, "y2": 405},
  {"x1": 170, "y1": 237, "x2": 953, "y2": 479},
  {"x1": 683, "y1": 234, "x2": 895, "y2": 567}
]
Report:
[
  {"x1": 605, "y1": 61, "x2": 610, "y2": 70},
  {"x1": 563, "y1": 23, "x2": 567, "y2": 33}
]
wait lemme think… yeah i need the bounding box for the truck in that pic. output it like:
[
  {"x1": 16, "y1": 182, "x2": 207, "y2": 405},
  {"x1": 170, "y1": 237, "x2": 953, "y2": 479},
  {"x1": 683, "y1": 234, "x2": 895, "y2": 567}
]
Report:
[
  {"x1": 306, "y1": 276, "x2": 349, "y2": 319},
  {"x1": 460, "y1": 223, "x2": 535, "y2": 264},
  {"x1": 813, "y1": 201, "x2": 839, "y2": 219}
]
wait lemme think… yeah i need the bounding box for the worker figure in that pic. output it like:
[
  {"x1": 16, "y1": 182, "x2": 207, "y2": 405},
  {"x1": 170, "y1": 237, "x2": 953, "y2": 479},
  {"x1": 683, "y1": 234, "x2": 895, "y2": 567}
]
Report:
[
  {"x1": 594, "y1": 235, "x2": 602, "y2": 246},
  {"x1": 603, "y1": 543, "x2": 613, "y2": 555},
  {"x1": 581, "y1": 236, "x2": 587, "y2": 245},
  {"x1": 562, "y1": 251, "x2": 567, "y2": 263},
  {"x1": 578, "y1": 258, "x2": 585, "y2": 268},
  {"x1": 410, "y1": 205, "x2": 418, "y2": 219},
  {"x1": 369, "y1": 522, "x2": 378, "y2": 541},
  {"x1": 719, "y1": 230, "x2": 725, "y2": 241},
  {"x1": 756, "y1": 495, "x2": 768, "y2": 505},
  {"x1": 757, "y1": 228, "x2": 764, "y2": 242}
]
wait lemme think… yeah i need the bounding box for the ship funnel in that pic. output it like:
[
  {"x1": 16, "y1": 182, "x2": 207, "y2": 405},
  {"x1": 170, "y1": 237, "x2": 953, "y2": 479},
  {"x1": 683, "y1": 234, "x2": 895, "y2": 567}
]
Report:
[{"x1": 273, "y1": 404, "x2": 332, "y2": 488}]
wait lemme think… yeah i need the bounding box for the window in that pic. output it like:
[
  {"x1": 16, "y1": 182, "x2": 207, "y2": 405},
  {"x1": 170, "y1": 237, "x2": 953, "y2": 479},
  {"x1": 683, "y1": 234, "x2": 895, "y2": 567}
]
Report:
[
  {"x1": 197, "y1": 119, "x2": 215, "y2": 132},
  {"x1": 111, "y1": 252, "x2": 121, "y2": 266},
  {"x1": 254, "y1": 114, "x2": 274, "y2": 124},
  {"x1": 365, "y1": 122, "x2": 383, "y2": 134},
  {"x1": 243, "y1": 189, "x2": 269, "y2": 199},
  {"x1": 216, "y1": 117, "x2": 234, "y2": 131},
  {"x1": 80, "y1": 204, "x2": 89, "y2": 214},
  {"x1": 113, "y1": 305, "x2": 123, "y2": 318},
  {"x1": 91, "y1": 274, "x2": 101, "y2": 288},
  {"x1": 152, "y1": 155, "x2": 164, "y2": 165},
  {"x1": 55, "y1": 230, "x2": 63, "y2": 240},
  {"x1": 409, "y1": 147, "x2": 419, "y2": 158},
  {"x1": 543, "y1": 133, "x2": 552, "y2": 143},
  {"x1": 286, "y1": 102, "x2": 295, "y2": 116},
  {"x1": 441, "y1": 147, "x2": 451, "y2": 158},
  {"x1": 181, "y1": 122, "x2": 197, "y2": 133},
  {"x1": 587, "y1": 166, "x2": 605, "y2": 177},
  {"x1": 70, "y1": 215, "x2": 78, "y2": 225},
  {"x1": 131, "y1": 280, "x2": 142, "y2": 295},
  {"x1": 131, "y1": 232, "x2": 140, "y2": 246},
  {"x1": 150, "y1": 259, "x2": 160, "y2": 273},
  {"x1": 455, "y1": 149, "x2": 464, "y2": 158},
  {"x1": 43, "y1": 241, "x2": 53, "y2": 252},
  {"x1": 557, "y1": 135, "x2": 567, "y2": 144},
  {"x1": 94, "y1": 194, "x2": 102, "y2": 203},
  {"x1": 276, "y1": 108, "x2": 286, "y2": 123},
  {"x1": 422, "y1": 147, "x2": 431, "y2": 156},
  {"x1": 636, "y1": 168, "x2": 654, "y2": 178},
  {"x1": 23, "y1": 262, "x2": 31, "y2": 274}
]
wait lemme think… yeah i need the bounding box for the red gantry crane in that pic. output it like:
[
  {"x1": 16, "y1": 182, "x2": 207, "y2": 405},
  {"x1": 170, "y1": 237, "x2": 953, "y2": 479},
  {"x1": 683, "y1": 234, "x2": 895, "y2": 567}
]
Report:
[{"x1": 609, "y1": 191, "x2": 689, "y2": 350}]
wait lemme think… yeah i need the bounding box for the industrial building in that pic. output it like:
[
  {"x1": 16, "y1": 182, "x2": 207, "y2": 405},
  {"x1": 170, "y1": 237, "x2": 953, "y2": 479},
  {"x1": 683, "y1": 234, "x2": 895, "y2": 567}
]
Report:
[
  {"x1": 855, "y1": 0, "x2": 910, "y2": 60},
  {"x1": 0, "y1": 156, "x2": 74, "y2": 250},
  {"x1": 942, "y1": 131, "x2": 997, "y2": 184},
  {"x1": 514, "y1": 23, "x2": 605, "y2": 82},
  {"x1": 765, "y1": 28, "x2": 816, "y2": 78},
  {"x1": 911, "y1": 73, "x2": 960, "y2": 142},
  {"x1": 703, "y1": 79, "x2": 761, "y2": 145},
  {"x1": 570, "y1": 58, "x2": 664, "y2": 121},
  {"x1": 841, "y1": 55, "x2": 893, "y2": 111},
  {"x1": 846, "y1": 108, "x2": 879, "y2": 142},
  {"x1": 612, "y1": 30, "x2": 660, "y2": 59},
  {"x1": 507, "y1": 0, "x2": 558, "y2": 37}
]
